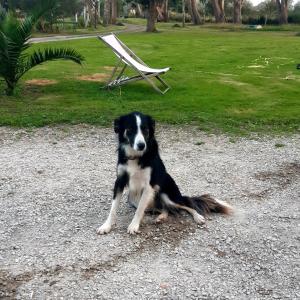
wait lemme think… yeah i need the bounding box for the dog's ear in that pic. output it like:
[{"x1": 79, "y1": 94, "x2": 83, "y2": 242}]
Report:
[
  {"x1": 147, "y1": 115, "x2": 155, "y2": 135},
  {"x1": 114, "y1": 117, "x2": 120, "y2": 133}
]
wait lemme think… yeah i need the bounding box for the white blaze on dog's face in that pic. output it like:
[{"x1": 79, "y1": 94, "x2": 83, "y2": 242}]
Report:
[
  {"x1": 114, "y1": 112, "x2": 155, "y2": 158},
  {"x1": 133, "y1": 115, "x2": 146, "y2": 152}
]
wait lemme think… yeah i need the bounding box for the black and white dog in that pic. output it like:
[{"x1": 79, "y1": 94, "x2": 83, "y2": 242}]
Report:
[{"x1": 97, "y1": 112, "x2": 232, "y2": 234}]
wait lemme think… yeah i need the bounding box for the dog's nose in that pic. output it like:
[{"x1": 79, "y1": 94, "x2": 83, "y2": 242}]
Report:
[{"x1": 137, "y1": 142, "x2": 145, "y2": 151}]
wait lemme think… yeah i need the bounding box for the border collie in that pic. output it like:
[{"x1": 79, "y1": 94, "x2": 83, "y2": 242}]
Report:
[{"x1": 97, "y1": 112, "x2": 232, "y2": 234}]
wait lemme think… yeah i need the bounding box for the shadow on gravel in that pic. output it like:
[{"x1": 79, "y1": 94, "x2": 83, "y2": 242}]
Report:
[
  {"x1": 0, "y1": 216, "x2": 200, "y2": 296},
  {"x1": 255, "y1": 162, "x2": 300, "y2": 187},
  {"x1": 0, "y1": 270, "x2": 33, "y2": 299},
  {"x1": 82, "y1": 216, "x2": 198, "y2": 279},
  {"x1": 0, "y1": 264, "x2": 70, "y2": 299},
  {"x1": 243, "y1": 162, "x2": 300, "y2": 201}
]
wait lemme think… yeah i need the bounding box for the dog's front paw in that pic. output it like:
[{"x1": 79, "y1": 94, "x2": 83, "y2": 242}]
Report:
[
  {"x1": 97, "y1": 222, "x2": 112, "y2": 235},
  {"x1": 127, "y1": 222, "x2": 140, "y2": 234}
]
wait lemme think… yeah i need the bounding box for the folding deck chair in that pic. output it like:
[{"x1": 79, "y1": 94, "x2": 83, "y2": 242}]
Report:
[{"x1": 98, "y1": 34, "x2": 170, "y2": 94}]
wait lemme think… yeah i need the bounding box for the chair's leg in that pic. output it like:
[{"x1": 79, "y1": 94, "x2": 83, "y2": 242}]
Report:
[
  {"x1": 115, "y1": 64, "x2": 127, "y2": 81},
  {"x1": 156, "y1": 76, "x2": 170, "y2": 89},
  {"x1": 143, "y1": 76, "x2": 165, "y2": 94},
  {"x1": 155, "y1": 76, "x2": 170, "y2": 94},
  {"x1": 141, "y1": 74, "x2": 171, "y2": 94},
  {"x1": 130, "y1": 70, "x2": 166, "y2": 94},
  {"x1": 105, "y1": 58, "x2": 123, "y2": 88}
]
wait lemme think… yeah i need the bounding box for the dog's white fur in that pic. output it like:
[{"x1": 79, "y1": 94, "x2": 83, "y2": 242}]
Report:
[{"x1": 133, "y1": 115, "x2": 146, "y2": 151}]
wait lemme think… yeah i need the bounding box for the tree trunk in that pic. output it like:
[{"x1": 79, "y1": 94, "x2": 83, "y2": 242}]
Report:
[
  {"x1": 186, "y1": 0, "x2": 202, "y2": 25},
  {"x1": 233, "y1": 0, "x2": 243, "y2": 24},
  {"x1": 136, "y1": 4, "x2": 143, "y2": 18},
  {"x1": 163, "y1": 0, "x2": 169, "y2": 22},
  {"x1": 212, "y1": 0, "x2": 225, "y2": 23},
  {"x1": 182, "y1": 0, "x2": 186, "y2": 27},
  {"x1": 146, "y1": 0, "x2": 158, "y2": 32},
  {"x1": 3, "y1": 0, "x2": 8, "y2": 12},
  {"x1": 186, "y1": 0, "x2": 193, "y2": 19},
  {"x1": 103, "y1": 0, "x2": 117, "y2": 25},
  {"x1": 87, "y1": 3, "x2": 93, "y2": 26},
  {"x1": 157, "y1": 4, "x2": 164, "y2": 21},
  {"x1": 103, "y1": 0, "x2": 111, "y2": 26},
  {"x1": 83, "y1": 6, "x2": 88, "y2": 27},
  {"x1": 276, "y1": 0, "x2": 288, "y2": 24},
  {"x1": 191, "y1": 0, "x2": 202, "y2": 24},
  {"x1": 5, "y1": 79, "x2": 15, "y2": 96},
  {"x1": 111, "y1": 0, "x2": 117, "y2": 24},
  {"x1": 156, "y1": 0, "x2": 169, "y2": 22},
  {"x1": 94, "y1": 1, "x2": 98, "y2": 29}
]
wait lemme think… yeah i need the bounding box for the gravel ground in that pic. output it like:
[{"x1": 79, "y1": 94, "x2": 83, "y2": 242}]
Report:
[{"x1": 0, "y1": 125, "x2": 299, "y2": 300}]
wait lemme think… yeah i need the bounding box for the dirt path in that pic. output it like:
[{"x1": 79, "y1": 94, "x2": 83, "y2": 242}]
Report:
[
  {"x1": 29, "y1": 24, "x2": 144, "y2": 44},
  {"x1": 0, "y1": 125, "x2": 299, "y2": 299}
]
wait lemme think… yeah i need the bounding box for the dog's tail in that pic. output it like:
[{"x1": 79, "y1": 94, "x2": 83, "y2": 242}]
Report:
[{"x1": 181, "y1": 194, "x2": 233, "y2": 216}]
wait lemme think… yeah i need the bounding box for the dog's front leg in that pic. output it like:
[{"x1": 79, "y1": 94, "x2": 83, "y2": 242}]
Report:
[
  {"x1": 97, "y1": 174, "x2": 128, "y2": 234},
  {"x1": 127, "y1": 185, "x2": 155, "y2": 234}
]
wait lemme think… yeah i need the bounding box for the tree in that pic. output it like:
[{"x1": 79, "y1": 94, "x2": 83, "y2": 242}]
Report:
[
  {"x1": 276, "y1": 0, "x2": 288, "y2": 24},
  {"x1": 294, "y1": 0, "x2": 300, "y2": 12},
  {"x1": 56, "y1": 0, "x2": 84, "y2": 18},
  {"x1": 111, "y1": 0, "x2": 117, "y2": 24},
  {"x1": 84, "y1": 0, "x2": 100, "y2": 28},
  {"x1": 289, "y1": 1, "x2": 300, "y2": 23},
  {"x1": 258, "y1": 0, "x2": 277, "y2": 25},
  {"x1": 211, "y1": 0, "x2": 225, "y2": 22},
  {"x1": 94, "y1": 0, "x2": 100, "y2": 27},
  {"x1": 2, "y1": 0, "x2": 8, "y2": 12},
  {"x1": 135, "y1": 0, "x2": 163, "y2": 32},
  {"x1": 157, "y1": 0, "x2": 169, "y2": 22},
  {"x1": 103, "y1": 0, "x2": 117, "y2": 25},
  {"x1": 233, "y1": 0, "x2": 243, "y2": 23},
  {"x1": 241, "y1": 0, "x2": 255, "y2": 22},
  {"x1": 163, "y1": 0, "x2": 169, "y2": 21},
  {"x1": 156, "y1": 0, "x2": 169, "y2": 22},
  {"x1": 186, "y1": 0, "x2": 203, "y2": 24},
  {"x1": 6, "y1": 1, "x2": 84, "y2": 32},
  {"x1": 0, "y1": 0, "x2": 84, "y2": 95},
  {"x1": 103, "y1": 0, "x2": 110, "y2": 25},
  {"x1": 147, "y1": 0, "x2": 158, "y2": 31}
]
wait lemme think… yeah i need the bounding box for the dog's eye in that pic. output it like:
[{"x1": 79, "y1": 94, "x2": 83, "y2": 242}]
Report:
[
  {"x1": 142, "y1": 127, "x2": 149, "y2": 136},
  {"x1": 126, "y1": 128, "x2": 133, "y2": 135}
]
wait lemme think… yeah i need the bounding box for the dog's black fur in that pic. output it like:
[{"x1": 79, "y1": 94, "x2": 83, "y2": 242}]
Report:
[{"x1": 98, "y1": 111, "x2": 232, "y2": 234}]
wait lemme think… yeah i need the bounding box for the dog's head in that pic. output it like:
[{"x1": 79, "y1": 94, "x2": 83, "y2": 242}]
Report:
[{"x1": 114, "y1": 112, "x2": 155, "y2": 158}]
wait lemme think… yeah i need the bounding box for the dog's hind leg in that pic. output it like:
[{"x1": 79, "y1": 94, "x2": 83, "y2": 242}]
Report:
[
  {"x1": 176, "y1": 204, "x2": 205, "y2": 224},
  {"x1": 97, "y1": 173, "x2": 128, "y2": 234},
  {"x1": 155, "y1": 210, "x2": 169, "y2": 223},
  {"x1": 161, "y1": 193, "x2": 205, "y2": 224}
]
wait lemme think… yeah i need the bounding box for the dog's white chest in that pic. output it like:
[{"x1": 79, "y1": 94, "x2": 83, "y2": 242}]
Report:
[
  {"x1": 126, "y1": 160, "x2": 151, "y2": 192},
  {"x1": 118, "y1": 160, "x2": 152, "y2": 208}
]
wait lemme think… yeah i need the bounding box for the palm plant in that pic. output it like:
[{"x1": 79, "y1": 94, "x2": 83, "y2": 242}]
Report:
[{"x1": 0, "y1": 1, "x2": 84, "y2": 96}]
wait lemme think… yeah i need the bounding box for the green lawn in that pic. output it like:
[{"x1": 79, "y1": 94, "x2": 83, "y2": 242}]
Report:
[{"x1": 0, "y1": 25, "x2": 299, "y2": 135}]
